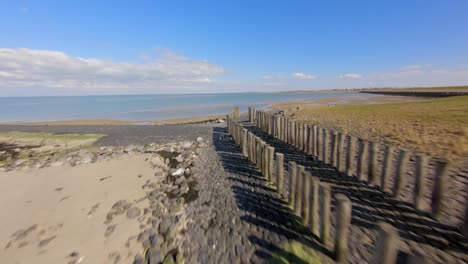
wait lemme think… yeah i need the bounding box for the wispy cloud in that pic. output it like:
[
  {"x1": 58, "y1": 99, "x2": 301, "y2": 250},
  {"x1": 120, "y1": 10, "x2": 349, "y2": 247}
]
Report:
[
  {"x1": 338, "y1": 73, "x2": 363, "y2": 79},
  {"x1": 292, "y1": 72, "x2": 317, "y2": 80},
  {"x1": 0, "y1": 48, "x2": 224, "y2": 92},
  {"x1": 400, "y1": 64, "x2": 432, "y2": 71}
]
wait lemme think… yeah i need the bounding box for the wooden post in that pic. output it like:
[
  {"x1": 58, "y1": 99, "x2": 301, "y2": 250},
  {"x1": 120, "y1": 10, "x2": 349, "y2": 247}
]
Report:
[
  {"x1": 316, "y1": 127, "x2": 322, "y2": 160},
  {"x1": 320, "y1": 182, "x2": 331, "y2": 246},
  {"x1": 337, "y1": 132, "x2": 345, "y2": 172},
  {"x1": 407, "y1": 249, "x2": 426, "y2": 264},
  {"x1": 414, "y1": 155, "x2": 429, "y2": 210},
  {"x1": 357, "y1": 140, "x2": 368, "y2": 182},
  {"x1": 307, "y1": 126, "x2": 313, "y2": 155},
  {"x1": 322, "y1": 128, "x2": 329, "y2": 163},
  {"x1": 346, "y1": 135, "x2": 356, "y2": 176},
  {"x1": 256, "y1": 138, "x2": 262, "y2": 169},
  {"x1": 242, "y1": 128, "x2": 248, "y2": 157},
  {"x1": 334, "y1": 194, "x2": 352, "y2": 263},
  {"x1": 310, "y1": 176, "x2": 320, "y2": 237},
  {"x1": 294, "y1": 165, "x2": 305, "y2": 216},
  {"x1": 431, "y1": 160, "x2": 450, "y2": 221},
  {"x1": 393, "y1": 149, "x2": 409, "y2": 199},
  {"x1": 263, "y1": 144, "x2": 268, "y2": 177},
  {"x1": 462, "y1": 194, "x2": 468, "y2": 237},
  {"x1": 268, "y1": 146, "x2": 275, "y2": 182},
  {"x1": 381, "y1": 145, "x2": 395, "y2": 193},
  {"x1": 370, "y1": 222, "x2": 399, "y2": 264},
  {"x1": 276, "y1": 153, "x2": 285, "y2": 195},
  {"x1": 231, "y1": 106, "x2": 240, "y2": 119},
  {"x1": 331, "y1": 131, "x2": 338, "y2": 167},
  {"x1": 313, "y1": 125, "x2": 318, "y2": 157},
  {"x1": 368, "y1": 141, "x2": 379, "y2": 185},
  {"x1": 288, "y1": 161, "x2": 297, "y2": 207},
  {"x1": 303, "y1": 171, "x2": 311, "y2": 224},
  {"x1": 302, "y1": 123, "x2": 307, "y2": 152}
]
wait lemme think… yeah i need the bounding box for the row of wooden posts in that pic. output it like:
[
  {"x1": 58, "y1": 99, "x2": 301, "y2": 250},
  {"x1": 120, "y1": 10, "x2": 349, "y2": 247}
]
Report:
[
  {"x1": 248, "y1": 107, "x2": 468, "y2": 237},
  {"x1": 226, "y1": 113, "x2": 406, "y2": 263}
]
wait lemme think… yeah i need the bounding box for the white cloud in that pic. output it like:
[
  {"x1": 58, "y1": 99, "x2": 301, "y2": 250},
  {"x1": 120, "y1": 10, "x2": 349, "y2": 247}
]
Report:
[
  {"x1": 0, "y1": 48, "x2": 224, "y2": 93},
  {"x1": 338, "y1": 73, "x2": 363, "y2": 79},
  {"x1": 292, "y1": 72, "x2": 317, "y2": 80},
  {"x1": 376, "y1": 70, "x2": 425, "y2": 79}
]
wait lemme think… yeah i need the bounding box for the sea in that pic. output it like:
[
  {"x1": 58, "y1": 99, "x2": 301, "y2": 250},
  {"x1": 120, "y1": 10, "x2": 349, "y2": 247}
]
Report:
[{"x1": 0, "y1": 92, "x2": 370, "y2": 123}]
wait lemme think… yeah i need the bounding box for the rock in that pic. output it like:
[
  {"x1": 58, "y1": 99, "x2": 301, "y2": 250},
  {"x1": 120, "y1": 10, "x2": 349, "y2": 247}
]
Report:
[
  {"x1": 217, "y1": 119, "x2": 224, "y2": 123},
  {"x1": 105, "y1": 225, "x2": 116, "y2": 237},
  {"x1": 171, "y1": 168, "x2": 184, "y2": 176},
  {"x1": 196, "y1": 137, "x2": 204, "y2": 143},
  {"x1": 175, "y1": 154, "x2": 184, "y2": 163},
  {"x1": 159, "y1": 218, "x2": 171, "y2": 235},
  {"x1": 148, "y1": 248, "x2": 162, "y2": 264},
  {"x1": 50, "y1": 161, "x2": 64, "y2": 167},
  {"x1": 163, "y1": 253, "x2": 175, "y2": 264},
  {"x1": 126, "y1": 207, "x2": 141, "y2": 219},
  {"x1": 182, "y1": 141, "x2": 192, "y2": 149},
  {"x1": 149, "y1": 156, "x2": 165, "y2": 168}
]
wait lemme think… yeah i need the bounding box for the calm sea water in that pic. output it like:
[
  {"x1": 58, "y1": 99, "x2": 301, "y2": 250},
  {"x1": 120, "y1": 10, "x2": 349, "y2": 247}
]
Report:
[{"x1": 0, "y1": 93, "x2": 369, "y2": 123}]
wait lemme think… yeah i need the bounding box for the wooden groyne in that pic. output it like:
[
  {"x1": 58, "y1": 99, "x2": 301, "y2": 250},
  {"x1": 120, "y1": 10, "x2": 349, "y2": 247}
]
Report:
[{"x1": 228, "y1": 106, "x2": 468, "y2": 263}]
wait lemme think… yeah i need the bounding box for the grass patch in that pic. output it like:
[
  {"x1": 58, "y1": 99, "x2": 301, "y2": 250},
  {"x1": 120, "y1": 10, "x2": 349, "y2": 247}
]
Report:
[
  {"x1": 270, "y1": 241, "x2": 321, "y2": 264},
  {"x1": 289, "y1": 96, "x2": 468, "y2": 161}
]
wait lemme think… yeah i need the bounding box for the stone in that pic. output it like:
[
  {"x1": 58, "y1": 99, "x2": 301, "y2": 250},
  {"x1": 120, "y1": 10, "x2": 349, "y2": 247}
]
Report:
[
  {"x1": 217, "y1": 119, "x2": 224, "y2": 123},
  {"x1": 105, "y1": 225, "x2": 116, "y2": 237},
  {"x1": 196, "y1": 137, "x2": 204, "y2": 143},
  {"x1": 163, "y1": 253, "x2": 175, "y2": 264},
  {"x1": 171, "y1": 168, "x2": 184, "y2": 176},
  {"x1": 50, "y1": 161, "x2": 64, "y2": 167},
  {"x1": 175, "y1": 154, "x2": 184, "y2": 163},
  {"x1": 126, "y1": 207, "x2": 141, "y2": 219},
  {"x1": 159, "y1": 218, "x2": 171, "y2": 235},
  {"x1": 182, "y1": 141, "x2": 192, "y2": 149},
  {"x1": 148, "y1": 248, "x2": 162, "y2": 264}
]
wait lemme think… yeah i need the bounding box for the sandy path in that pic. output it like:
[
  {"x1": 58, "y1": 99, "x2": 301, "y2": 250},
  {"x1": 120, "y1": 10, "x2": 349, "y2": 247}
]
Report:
[{"x1": 0, "y1": 156, "x2": 154, "y2": 264}]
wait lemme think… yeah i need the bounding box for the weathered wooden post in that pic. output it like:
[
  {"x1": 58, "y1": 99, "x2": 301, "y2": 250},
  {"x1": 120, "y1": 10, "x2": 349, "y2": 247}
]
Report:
[
  {"x1": 346, "y1": 135, "x2": 356, "y2": 176},
  {"x1": 334, "y1": 194, "x2": 352, "y2": 263},
  {"x1": 268, "y1": 146, "x2": 275, "y2": 182},
  {"x1": 231, "y1": 106, "x2": 240, "y2": 119},
  {"x1": 381, "y1": 145, "x2": 395, "y2": 193},
  {"x1": 393, "y1": 149, "x2": 409, "y2": 199},
  {"x1": 256, "y1": 138, "x2": 262, "y2": 169},
  {"x1": 414, "y1": 154, "x2": 429, "y2": 210},
  {"x1": 316, "y1": 126, "x2": 322, "y2": 160},
  {"x1": 337, "y1": 132, "x2": 345, "y2": 172},
  {"x1": 331, "y1": 131, "x2": 338, "y2": 167},
  {"x1": 288, "y1": 161, "x2": 297, "y2": 207},
  {"x1": 322, "y1": 128, "x2": 329, "y2": 163},
  {"x1": 320, "y1": 182, "x2": 332, "y2": 246},
  {"x1": 357, "y1": 140, "x2": 369, "y2": 182},
  {"x1": 303, "y1": 171, "x2": 311, "y2": 224},
  {"x1": 276, "y1": 153, "x2": 284, "y2": 195},
  {"x1": 370, "y1": 222, "x2": 400, "y2": 264},
  {"x1": 431, "y1": 160, "x2": 450, "y2": 221},
  {"x1": 310, "y1": 176, "x2": 320, "y2": 237},
  {"x1": 307, "y1": 125, "x2": 313, "y2": 155},
  {"x1": 294, "y1": 121, "x2": 299, "y2": 147},
  {"x1": 298, "y1": 123, "x2": 303, "y2": 151},
  {"x1": 303, "y1": 124, "x2": 309, "y2": 153},
  {"x1": 407, "y1": 249, "x2": 426, "y2": 264},
  {"x1": 263, "y1": 143, "x2": 268, "y2": 177},
  {"x1": 313, "y1": 125, "x2": 318, "y2": 157},
  {"x1": 294, "y1": 165, "x2": 305, "y2": 216},
  {"x1": 462, "y1": 195, "x2": 468, "y2": 237},
  {"x1": 368, "y1": 141, "x2": 379, "y2": 185},
  {"x1": 242, "y1": 128, "x2": 248, "y2": 157}
]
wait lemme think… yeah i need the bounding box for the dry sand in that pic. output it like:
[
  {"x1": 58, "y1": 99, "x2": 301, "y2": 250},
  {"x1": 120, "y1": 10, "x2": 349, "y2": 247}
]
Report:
[{"x1": 0, "y1": 155, "x2": 154, "y2": 264}]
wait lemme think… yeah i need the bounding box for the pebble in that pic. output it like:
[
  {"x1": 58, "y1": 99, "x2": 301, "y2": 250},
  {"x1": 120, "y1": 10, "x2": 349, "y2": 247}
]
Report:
[
  {"x1": 50, "y1": 161, "x2": 64, "y2": 167},
  {"x1": 171, "y1": 168, "x2": 184, "y2": 176},
  {"x1": 126, "y1": 207, "x2": 141, "y2": 219},
  {"x1": 196, "y1": 137, "x2": 204, "y2": 143}
]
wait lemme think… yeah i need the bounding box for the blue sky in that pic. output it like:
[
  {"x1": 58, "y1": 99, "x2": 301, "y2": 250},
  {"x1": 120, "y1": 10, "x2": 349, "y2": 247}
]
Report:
[{"x1": 1, "y1": 0, "x2": 468, "y2": 96}]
